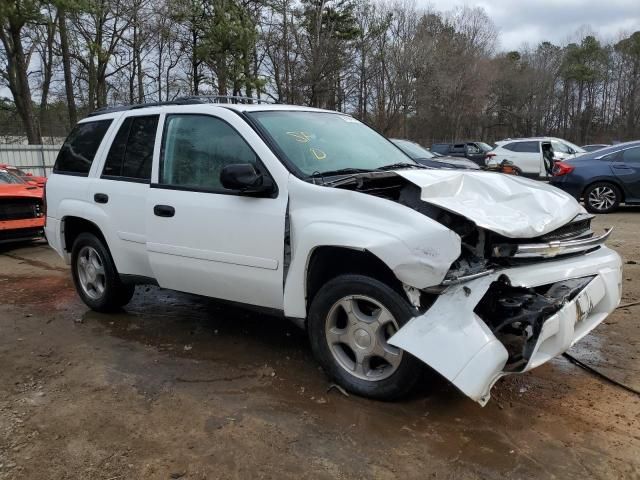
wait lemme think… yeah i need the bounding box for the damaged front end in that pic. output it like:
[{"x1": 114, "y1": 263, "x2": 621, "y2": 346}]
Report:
[
  {"x1": 328, "y1": 169, "x2": 622, "y2": 405},
  {"x1": 474, "y1": 275, "x2": 593, "y2": 372}
]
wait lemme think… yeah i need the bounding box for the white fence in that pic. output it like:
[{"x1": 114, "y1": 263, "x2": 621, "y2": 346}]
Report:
[{"x1": 0, "y1": 144, "x2": 61, "y2": 177}]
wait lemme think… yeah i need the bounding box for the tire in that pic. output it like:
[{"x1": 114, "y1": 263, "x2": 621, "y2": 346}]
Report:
[
  {"x1": 71, "y1": 232, "x2": 135, "y2": 312},
  {"x1": 307, "y1": 274, "x2": 423, "y2": 400},
  {"x1": 583, "y1": 182, "x2": 621, "y2": 214}
]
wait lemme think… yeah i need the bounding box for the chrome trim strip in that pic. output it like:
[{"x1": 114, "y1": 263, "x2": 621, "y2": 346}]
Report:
[
  {"x1": 441, "y1": 269, "x2": 495, "y2": 286},
  {"x1": 495, "y1": 228, "x2": 613, "y2": 259}
]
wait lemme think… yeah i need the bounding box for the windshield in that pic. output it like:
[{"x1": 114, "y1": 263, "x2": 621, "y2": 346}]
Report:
[
  {"x1": 248, "y1": 111, "x2": 416, "y2": 176},
  {"x1": 0, "y1": 171, "x2": 24, "y2": 184},
  {"x1": 391, "y1": 139, "x2": 436, "y2": 159},
  {"x1": 477, "y1": 142, "x2": 493, "y2": 152},
  {"x1": 559, "y1": 139, "x2": 586, "y2": 153}
]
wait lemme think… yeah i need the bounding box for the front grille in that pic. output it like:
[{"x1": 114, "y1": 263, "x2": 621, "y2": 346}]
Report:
[
  {"x1": 0, "y1": 198, "x2": 42, "y2": 221},
  {"x1": 0, "y1": 227, "x2": 44, "y2": 243},
  {"x1": 538, "y1": 214, "x2": 593, "y2": 242}
]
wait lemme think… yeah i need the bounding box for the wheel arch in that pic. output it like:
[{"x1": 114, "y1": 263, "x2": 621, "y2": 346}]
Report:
[
  {"x1": 62, "y1": 216, "x2": 108, "y2": 253},
  {"x1": 305, "y1": 246, "x2": 404, "y2": 314}
]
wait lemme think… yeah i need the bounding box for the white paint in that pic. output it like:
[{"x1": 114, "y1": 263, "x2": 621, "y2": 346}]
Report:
[
  {"x1": 396, "y1": 168, "x2": 585, "y2": 238},
  {"x1": 389, "y1": 245, "x2": 622, "y2": 405},
  {"x1": 45, "y1": 102, "x2": 623, "y2": 405}
]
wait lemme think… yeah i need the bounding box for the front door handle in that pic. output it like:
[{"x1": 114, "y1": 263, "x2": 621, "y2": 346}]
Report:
[
  {"x1": 154, "y1": 205, "x2": 175, "y2": 217},
  {"x1": 94, "y1": 193, "x2": 109, "y2": 204}
]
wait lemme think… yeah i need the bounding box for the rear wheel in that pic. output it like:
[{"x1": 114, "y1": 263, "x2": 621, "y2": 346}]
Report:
[
  {"x1": 307, "y1": 274, "x2": 423, "y2": 400},
  {"x1": 71, "y1": 233, "x2": 135, "y2": 312},
  {"x1": 583, "y1": 182, "x2": 621, "y2": 214}
]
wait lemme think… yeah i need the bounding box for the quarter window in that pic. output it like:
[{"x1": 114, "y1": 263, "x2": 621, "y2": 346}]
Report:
[
  {"x1": 54, "y1": 120, "x2": 113, "y2": 175},
  {"x1": 160, "y1": 114, "x2": 258, "y2": 191},
  {"x1": 502, "y1": 143, "x2": 517, "y2": 151},
  {"x1": 102, "y1": 115, "x2": 158, "y2": 181}
]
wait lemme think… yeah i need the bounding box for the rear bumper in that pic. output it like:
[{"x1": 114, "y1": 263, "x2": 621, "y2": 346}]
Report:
[
  {"x1": 550, "y1": 179, "x2": 583, "y2": 200},
  {"x1": 45, "y1": 217, "x2": 69, "y2": 263},
  {"x1": 389, "y1": 246, "x2": 622, "y2": 405}
]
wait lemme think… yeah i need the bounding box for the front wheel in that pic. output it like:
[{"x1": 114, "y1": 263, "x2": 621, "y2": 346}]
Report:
[
  {"x1": 71, "y1": 232, "x2": 135, "y2": 312},
  {"x1": 583, "y1": 182, "x2": 621, "y2": 214},
  {"x1": 307, "y1": 274, "x2": 423, "y2": 400}
]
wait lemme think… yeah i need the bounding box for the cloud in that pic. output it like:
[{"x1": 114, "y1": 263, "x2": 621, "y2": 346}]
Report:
[{"x1": 420, "y1": 0, "x2": 640, "y2": 50}]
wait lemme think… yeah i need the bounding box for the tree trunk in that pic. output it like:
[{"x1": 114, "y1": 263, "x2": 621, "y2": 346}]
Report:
[
  {"x1": 58, "y1": 9, "x2": 78, "y2": 126},
  {"x1": 0, "y1": 25, "x2": 41, "y2": 143}
]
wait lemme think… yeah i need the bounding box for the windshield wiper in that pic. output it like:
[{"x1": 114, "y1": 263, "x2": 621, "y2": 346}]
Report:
[
  {"x1": 308, "y1": 168, "x2": 374, "y2": 178},
  {"x1": 376, "y1": 162, "x2": 425, "y2": 171}
]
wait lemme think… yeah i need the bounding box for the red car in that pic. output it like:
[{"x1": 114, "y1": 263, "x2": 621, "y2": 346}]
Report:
[
  {"x1": 0, "y1": 164, "x2": 47, "y2": 187},
  {"x1": 0, "y1": 169, "x2": 45, "y2": 243}
]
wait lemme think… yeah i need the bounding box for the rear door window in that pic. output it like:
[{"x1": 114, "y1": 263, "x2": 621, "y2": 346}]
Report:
[
  {"x1": 622, "y1": 147, "x2": 640, "y2": 164},
  {"x1": 514, "y1": 141, "x2": 540, "y2": 153},
  {"x1": 54, "y1": 120, "x2": 113, "y2": 175},
  {"x1": 502, "y1": 142, "x2": 517, "y2": 151},
  {"x1": 102, "y1": 115, "x2": 158, "y2": 181}
]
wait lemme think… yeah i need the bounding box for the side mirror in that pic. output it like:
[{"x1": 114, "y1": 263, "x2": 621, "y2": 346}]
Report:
[{"x1": 220, "y1": 163, "x2": 275, "y2": 196}]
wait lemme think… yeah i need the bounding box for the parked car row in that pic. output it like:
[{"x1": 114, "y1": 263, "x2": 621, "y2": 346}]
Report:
[{"x1": 551, "y1": 141, "x2": 640, "y2": 213}]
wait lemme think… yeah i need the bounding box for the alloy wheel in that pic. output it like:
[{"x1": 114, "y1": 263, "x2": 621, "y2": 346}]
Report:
[
  {"x1": 325, "y1": 295, "x2": 403, "y2": 381},
  {"x1": 76, "y1": 245, "x2": 106, "y2": 300},
  {"x1": 588, "y1": 186, "x2": 617, "y2": 211}
]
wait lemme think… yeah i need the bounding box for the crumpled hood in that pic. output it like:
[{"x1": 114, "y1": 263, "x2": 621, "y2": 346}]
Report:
[{"x1": 395, "y1": 169, "x2": 585, "y2": 238}]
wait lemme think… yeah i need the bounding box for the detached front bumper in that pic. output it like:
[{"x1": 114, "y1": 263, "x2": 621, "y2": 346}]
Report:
[{"x1": 389, "y1": 246, "x2": 622, "y2": 405}]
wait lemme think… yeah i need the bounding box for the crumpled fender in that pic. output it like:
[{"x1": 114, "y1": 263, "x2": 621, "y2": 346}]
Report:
[{"x1": 283, "y1": 177, "x2": 461, "y2": 318}]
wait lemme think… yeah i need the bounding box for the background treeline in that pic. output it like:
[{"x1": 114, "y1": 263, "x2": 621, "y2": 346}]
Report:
[{"x1": 1, "y1": 0, "x2": 639, "y2": 145}]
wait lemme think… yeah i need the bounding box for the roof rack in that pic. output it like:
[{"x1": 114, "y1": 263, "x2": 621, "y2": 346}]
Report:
[
  {"x1": 180, "y1": 95, "x2": 275, "y2": 105},
  {"x1": 87, "y1": 95, "x2": 275, "y2": 117}
]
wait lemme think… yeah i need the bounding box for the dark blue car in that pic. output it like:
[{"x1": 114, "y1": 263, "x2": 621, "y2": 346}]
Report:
[{"x1": 550, "y1": 140, "x2": 640, "y2": 213}]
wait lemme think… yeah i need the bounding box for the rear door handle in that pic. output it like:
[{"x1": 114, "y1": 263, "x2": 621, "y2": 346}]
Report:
[
  {"x1": 154, "y1": 205, "x2": 175, "y2": 217},
  {"x1": 612, "y1": 163, "x2": 632, "y2": 170},
  {"x1": 94, "y1": 193, "x2": 109, "y2": 204}
]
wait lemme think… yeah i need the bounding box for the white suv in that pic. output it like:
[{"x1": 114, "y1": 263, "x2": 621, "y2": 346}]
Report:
[
  {"x1": 45, "y1": 99, "x2": 621, "y2": 405},
  {"x1": 487, "y1": 137, "x2": 586, "y2": 177}
]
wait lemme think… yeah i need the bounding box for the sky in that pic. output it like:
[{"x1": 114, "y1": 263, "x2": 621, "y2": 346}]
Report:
[{"x1": 423, "y1": 0, "x2": 640, "y2": 51}]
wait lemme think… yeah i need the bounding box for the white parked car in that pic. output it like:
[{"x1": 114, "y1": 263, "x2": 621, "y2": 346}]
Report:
[
  {"x1": 45, "y1": 99, "x2": 621, "y2": 405},
  {"x1": 486, "y1": 137, "x2": 586, "y2": 177}
]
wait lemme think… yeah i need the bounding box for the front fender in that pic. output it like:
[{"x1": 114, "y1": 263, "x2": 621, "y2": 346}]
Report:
[{"x1": 283, "y1": 178, "x2": 460, "y2": 318}]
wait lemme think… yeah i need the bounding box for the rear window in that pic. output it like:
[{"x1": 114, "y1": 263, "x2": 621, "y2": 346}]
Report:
[{"x1": 54, "y1": 120, "x2": 112, "y2": 175}]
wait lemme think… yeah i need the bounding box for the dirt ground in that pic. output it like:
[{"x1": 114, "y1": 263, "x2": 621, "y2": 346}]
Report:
[{"x1": 1, "y1": 212, "x2": 639, "y2": 480}]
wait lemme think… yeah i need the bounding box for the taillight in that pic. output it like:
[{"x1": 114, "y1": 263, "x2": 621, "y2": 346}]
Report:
[
  {"x1": 485, "y1": 152, "x2": 497, "y2": 159},
  {"x1": 553, "y1": 161, "x2": 574, "y2": 176}
]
